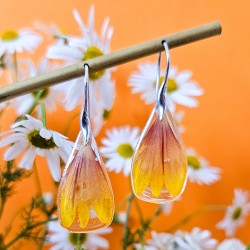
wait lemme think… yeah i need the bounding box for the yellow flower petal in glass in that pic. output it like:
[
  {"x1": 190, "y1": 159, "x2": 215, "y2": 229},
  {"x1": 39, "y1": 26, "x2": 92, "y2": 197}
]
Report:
[
  {"x1": 58, "y1": 64, "x2": 114, "y2": 232},
  {"x1": 131, "y1": 109, "x2": 187, "y2": 203},
  {"x1": 131, "y1": 41, "x2": 187, "y2": 204},
  {"x1": 58, "y1": 131, "x2": 114, "y2": 232}
]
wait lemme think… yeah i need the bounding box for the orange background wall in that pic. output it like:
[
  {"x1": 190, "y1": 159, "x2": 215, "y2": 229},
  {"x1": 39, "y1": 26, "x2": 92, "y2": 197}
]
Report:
[{"x1": 0, "y1": 0, "x2": 249, "y2": 249}]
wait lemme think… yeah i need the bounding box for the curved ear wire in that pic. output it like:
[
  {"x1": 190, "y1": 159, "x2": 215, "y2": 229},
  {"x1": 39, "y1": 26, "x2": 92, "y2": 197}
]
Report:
[
  {"x1": 81, "y1": 63, "x2": 91, "y2": 145},
  {"x1": 157, "y1": 41, "x2": 170, "y2": 121},
  {"x1": 155, "y1": 51, "x2": 161, "y2": 98}
]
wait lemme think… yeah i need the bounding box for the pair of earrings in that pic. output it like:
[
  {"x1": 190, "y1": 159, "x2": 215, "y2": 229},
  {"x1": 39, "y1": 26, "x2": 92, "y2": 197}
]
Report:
[{"x1": 57, "y1": 41, "x2": 187, "y2": 233}]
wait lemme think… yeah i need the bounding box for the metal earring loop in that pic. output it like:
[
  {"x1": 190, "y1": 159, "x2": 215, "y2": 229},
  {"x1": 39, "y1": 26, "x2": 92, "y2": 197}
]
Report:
[
  {"x1": 81, "y1": 63, "x2": 91, "y2": 145},
  {"x1": 156, "y1": 40, "x2": 170, "y2": 121}
]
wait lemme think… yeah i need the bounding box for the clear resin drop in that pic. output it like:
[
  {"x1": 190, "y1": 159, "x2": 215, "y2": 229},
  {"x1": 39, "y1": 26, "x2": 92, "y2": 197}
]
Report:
[
  {"x1": 58, "y1": 131, "x2": 114, "y2": 232},
  {"x1": 131, "y1": 108, "x2": 187, "y2": 204}
]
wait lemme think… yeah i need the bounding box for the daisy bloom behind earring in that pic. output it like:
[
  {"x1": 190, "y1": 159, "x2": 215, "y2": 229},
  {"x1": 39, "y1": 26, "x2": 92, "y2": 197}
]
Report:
[
  {"x1": 216, "y1": 188, "x2": 250, "y2": 236},
  {"x1": 174, "y1": 227, "x2": 218, "y2": 250},
  {"x1": 47, "y1": 220, "x2": 112, "y2": 250},
  {"x1": 12, "y1": 58, "x2": 65, "y2": 115},
  {"x1": 99, "y1": 126, "x2": 140, "y2": 176},
  {"x1": 128, "y1": 63, "x2": 203, "y2": 111},
  {"x1": 0, "y1": 28, "x2": 42, "y2": 56},
  {"x1": 46, "y1": 6, "x2": 115, "y2": 113},
  {"x1": 186, "y1": 148, "x2": 221, "y2": 185},
  {"x1": 0, "y1": 115, "x2": 73, "y2": 182}
]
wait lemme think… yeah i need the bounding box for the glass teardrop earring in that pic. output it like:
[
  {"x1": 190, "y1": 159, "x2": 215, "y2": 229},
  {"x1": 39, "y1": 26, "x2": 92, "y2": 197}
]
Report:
[
  {"x1": 131, "y1": 41, "x2": 187, "y2": 204},
  {"x1": 58, "y1": 64, "x2": 115, "y2": 232}
]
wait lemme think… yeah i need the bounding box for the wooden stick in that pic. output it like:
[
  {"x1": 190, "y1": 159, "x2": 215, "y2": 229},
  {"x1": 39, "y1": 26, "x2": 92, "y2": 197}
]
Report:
[{"x1": 0, "y1": 21, "x2": 221, "y2": 103}]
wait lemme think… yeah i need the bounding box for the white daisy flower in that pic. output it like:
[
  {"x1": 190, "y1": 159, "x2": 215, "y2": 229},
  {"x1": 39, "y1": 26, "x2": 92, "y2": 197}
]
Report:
[
  {"x1": 217, "y1": 238, "x2": 246, "y2": 250},
  {"x1": 92, "y1": 100, "x2": 113, "y2": 136},
  {"x1": 135, "y1": 231, "x2": 174, "y2": 250},
  {"x1": 100, "y1": 126, "x2": 140, "y2": 176},
  {"x1": 174, "y1": 227, "x2": 218, "y2": 250},
  {"x1": 34, "y1": 22, "x2": 70, "y2": 44},
  {"x1": 186, "y1": 148, "x2": 221, "y2": 185},
  {"x1": 216, "y1": 188, "x2": 250, "y2": 236},
  {"x1": 46, "y1": 6, "x2": 115, "y2": 113},
  {"x1": 0, "y1": 115, "x2": 73, "y2": 181},
  {"x1": 12, "y1": 58, "x2": 65, "y2": 115},
  {"x1": 128, "y1": 63, "x2": 203, "y2": 111},
  {"x1": 0, "y1": 28, "x2": 42, "y2": 56},
  {"x1": 47, "y1": 220, "x2": 112, "y2": 250}
]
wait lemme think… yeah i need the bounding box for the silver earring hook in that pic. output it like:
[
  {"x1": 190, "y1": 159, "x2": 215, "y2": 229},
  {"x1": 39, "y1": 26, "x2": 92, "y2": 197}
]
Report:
[
  {"x1": 155, "y1": 51, "x2": 161, "y2": 97},
  {"x1": 156, "y1": 40, "x2": 170, "y2": 121},
  {"x1": 81, "y1": 63, "x2": 91, "y2": 145}
]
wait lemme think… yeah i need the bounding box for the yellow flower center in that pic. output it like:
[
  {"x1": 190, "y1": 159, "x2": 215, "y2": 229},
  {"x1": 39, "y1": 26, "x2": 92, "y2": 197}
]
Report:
[
  {"x1": 167, "y1": 78, "x2": 178, "y2": 93},
  {"x1": 232, "y1": 207, "x2": 242, "y2": 220},
  {"x1": 32, "y1": 88, "x2": 50, "y2": 99},
  {"x1": 69, "y1": 233, "x2": 87, "y2": 246},
  {"x1": 82, "y1": 46, "x2": 105, "y2": 80},
  {"x1": 27, "y1": 130, "x2": 57, "y2": 149},
  {"x1": 187, "y1": 155, "x2": 201, "y2": 170},
  {"x1": 1, "y1": 30, "x2": 19, "y2": 41},
  {"x1": 155, "y1": 76, "x2": 178, "y2": 93},
  {"x1": 102, "y1": 109, "x2": 111, "y2": 120},
  {"x1": 117, "y1": 143, "x2": 134, "y2": 158}
]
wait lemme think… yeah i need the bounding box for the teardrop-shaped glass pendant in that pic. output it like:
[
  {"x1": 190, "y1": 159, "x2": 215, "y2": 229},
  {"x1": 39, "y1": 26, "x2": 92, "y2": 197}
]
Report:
[
  {"x1": 131, "y1": 108, "x2": 187, "y2": 203},
  {"x1": 58, "y1": 131, "x2": 114, "y2": 232},
  {"x1": 58, "y1": 64, "x2": 114, "y2": 232},
  {"x1": 131, "y1": 41, "x2": 187, "y2": 204}
]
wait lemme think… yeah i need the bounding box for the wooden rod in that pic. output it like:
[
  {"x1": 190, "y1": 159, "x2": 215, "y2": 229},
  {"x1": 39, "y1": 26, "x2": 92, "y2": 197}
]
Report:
[{"x1": 0, "y1": 21, "x2": 221, "y2": 103}]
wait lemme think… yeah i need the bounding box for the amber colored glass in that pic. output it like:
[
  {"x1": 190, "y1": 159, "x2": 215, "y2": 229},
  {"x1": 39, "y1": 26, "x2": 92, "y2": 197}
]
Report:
[
  {"x1": 131, "y1": 109, "x2": 187, "y2": 204},
  {"x1": 58, "y1": 131, "x2": 114, "y2": 232}
]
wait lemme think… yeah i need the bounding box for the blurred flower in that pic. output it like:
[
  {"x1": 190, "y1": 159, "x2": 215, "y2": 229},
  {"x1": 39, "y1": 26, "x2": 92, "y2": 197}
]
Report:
[
  {"x1": 0, "y1": 29, "x2": 42, "y2": 56},
  {"x1": 160, "y1": 197, "x2": 181, "y2": 215},
  {"x1": 42, "y1": 192, "x2": 54, "y2": 206},
  {"x1": 174, "y1": 111, "x2": 185, "y2": 133},
  {"x1": 100, "y1": 126, "x2": 140, "y2": 176},
  {"x1": 160, "y1": 202, "x2": 173, "y2": 215},
  {"x1": 12, "y1": 59, "x2": 65, "y2": 115},
  {"x1": 47, "y1": 6, "x2": 115, "y2": 113},
  {"x1": 186, "y1": 148, "x2": 221, "y2": 185},
  {"x1": 113, "y1": 211, "x2": 127, "y2": 224},
  {"x1": 128, "y1": 63, "x2": 203, "y2": 111},
  {"x1": 174, "y1": 227, "x2": 218, "y2": 250},
  {"x1": 0, "y1": 115, "x2": 73, "y2": 181},
  {"x1": 34, "y1": 22, "x2": 70, "y2": 44},
  {"x1": 135, "y1": 231, "x2": 174, "y2": 250},
  {"x1": 0, "y1": 102, "x2": 6, "y2": 111},
  {"x1": 217, "y1": 238, "x2": 246, "y2": 250},
  {"x1": 47, "y1": 220, "x2": 112, "y2": 250},
  {"x1": 92, "y1": 101, "x2": 112, "y2": 136},
  {"x1": 217, "y1": 188, "x2": 250, "y2": 236}
]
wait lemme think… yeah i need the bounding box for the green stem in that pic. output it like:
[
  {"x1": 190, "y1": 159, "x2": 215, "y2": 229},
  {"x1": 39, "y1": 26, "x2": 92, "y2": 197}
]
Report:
[
  {"x1": 0, "y1": 161, "x2": 13, "y2": 219},
  {"x1": 3, "y1": 217, "x2": 57, "y2": 249},
  {"x1": 12, "y1": 52, "x2": 18, "y2": 81},
  {"x1": 40, "y1": 102, "x2": 46, "y2": 128},
  {"x1": 37, "y1": 227, "x2": 48, "y2": 250},
  {"x1": 147, "y1": 206, "x2": 162, "y2": 226},
  {"x1": 122, "y1": 193, "x2": 134, "y2": 250},
  {"x1": 76, "y1": 234, "x2": 83, "y2": 250},
  {"x1": 26, "y1": 90, "x2": 44, "y2": 115},
  {"x1": 166, "y1": 205, "x2": 227, "y2": 233},
  {"x1": 134, "y1": 198, "x2": 144, "y2": 224}
]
